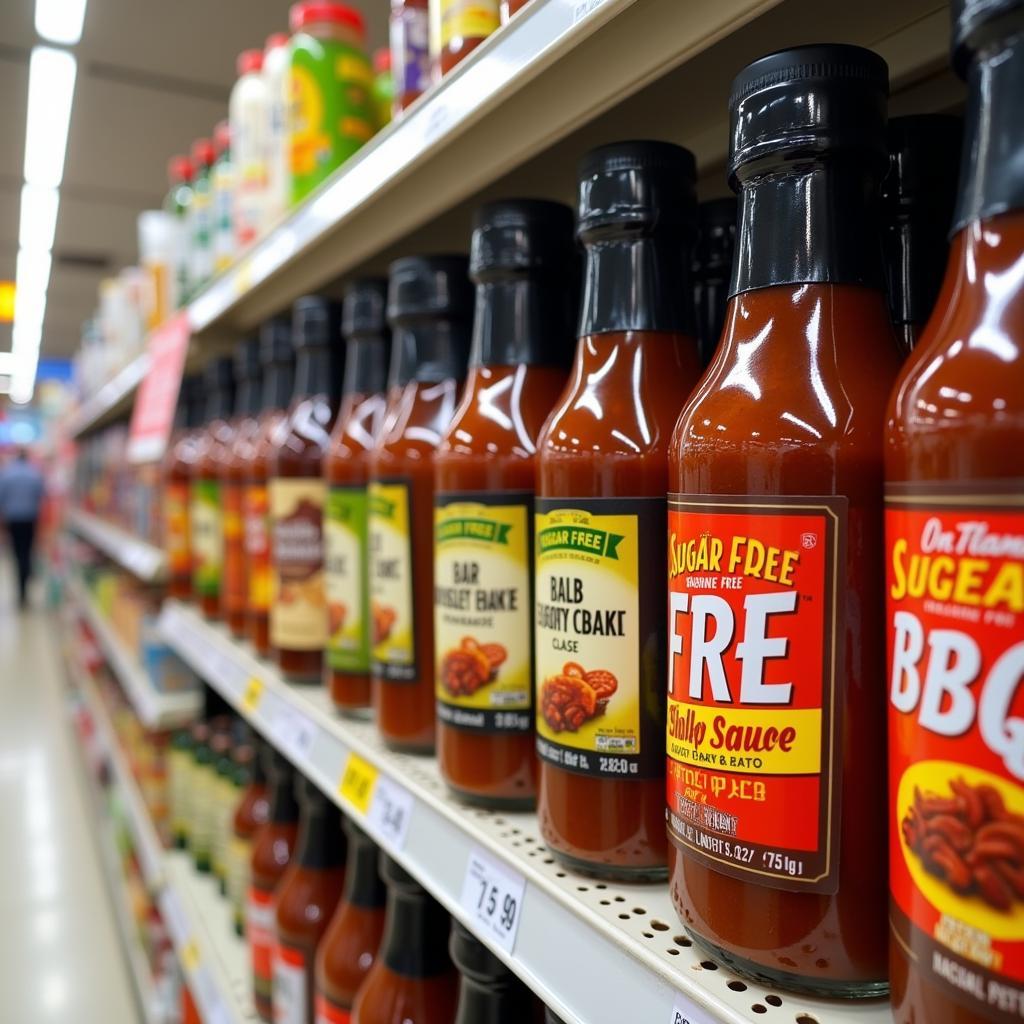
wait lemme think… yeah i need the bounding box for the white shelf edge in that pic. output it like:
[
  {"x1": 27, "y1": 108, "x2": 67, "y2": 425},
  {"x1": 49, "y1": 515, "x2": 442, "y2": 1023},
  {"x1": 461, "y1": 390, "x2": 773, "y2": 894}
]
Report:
[
  {"x1": 161, "y1": 852, "x2": 257, "y2": 1024},
  {"x1": 69, "y1": 350, "x2": 151, "y2": 438},
  {"x1": 66, "y1": 509, "x2": 168, "y2": 583},
  {"x1": 70, "y1": 574, "x2": 200, "y2": 730},
  {"x1": 158, "y1": 599, "x2": 891, "y2": 1024}
]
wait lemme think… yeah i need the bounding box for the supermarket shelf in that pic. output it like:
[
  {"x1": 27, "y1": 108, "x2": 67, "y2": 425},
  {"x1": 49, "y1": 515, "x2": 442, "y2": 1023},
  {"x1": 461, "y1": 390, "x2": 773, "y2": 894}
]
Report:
[
  {"x1": 69, "y1": 575, "x2": 201, "y2": 730},
  {"x1": 69, "y1": 647, "x2": 166, "y2": 890},
  {"x1": 161, "y1": 851, "x2": 257, "y2": 1024},
  {"x1": 67, "y1": 508, "x2": 168, "y2": 583},
  {"x1": 68, "y1": 350, "x2": 150, "y2": 439},
  {"x1": 158, "y1": 599, "x2": 890, "y2": 1024}
]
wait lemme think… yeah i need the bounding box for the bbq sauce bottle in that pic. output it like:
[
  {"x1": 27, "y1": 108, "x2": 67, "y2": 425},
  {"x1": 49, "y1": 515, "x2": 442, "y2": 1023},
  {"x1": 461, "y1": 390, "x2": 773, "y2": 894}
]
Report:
[
  {"x1": 324, "y1": 280, "x2": 390, "y2": 716},
  {"x1": 163, "y1": 375, "x2": 201, "y2": 600},
  {"x1": 535, "y1": 141, "x2": 702, "y2": 880},
  {"x1": 370, "y1": 256, "x2": 472, "y2": 752},
  {"x1": 450, "y1": 921, "x2": 542, "y2": 1023},
  {"x1": 668, "y1": 45, "x2": 900, "y2": 995},
  {"x1": 435, "y1": 199, "x2": 576, "y2": 809},
  {"x1": 886, "y1": 2, "x2": 1024, "y2": 1021}
]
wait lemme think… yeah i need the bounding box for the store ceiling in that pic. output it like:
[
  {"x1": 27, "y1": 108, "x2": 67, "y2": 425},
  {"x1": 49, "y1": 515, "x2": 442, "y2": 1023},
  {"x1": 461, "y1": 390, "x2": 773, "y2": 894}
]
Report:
[{"x1": 0, "y1": 0, "x2": 388, "y2": 360}]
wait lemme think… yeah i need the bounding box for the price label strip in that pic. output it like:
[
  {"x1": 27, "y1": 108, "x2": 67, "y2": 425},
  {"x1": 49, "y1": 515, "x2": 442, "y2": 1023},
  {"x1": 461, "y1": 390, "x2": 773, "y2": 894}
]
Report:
[
  {"x1": 460, "y1": 847, "x2": 526, "y2": 954},
  {"x1": 242, "y1": 677, "x2": 264, "y2": 714},
  {"x1": 339, "y1": 753, "x2": 377, "y2": 815},
  {"x1": 367, "y1": 775, "x2": 414, "y2": 851},
  {"x1": 271, "y1": 705, "x2": 316, "y2": 765}
]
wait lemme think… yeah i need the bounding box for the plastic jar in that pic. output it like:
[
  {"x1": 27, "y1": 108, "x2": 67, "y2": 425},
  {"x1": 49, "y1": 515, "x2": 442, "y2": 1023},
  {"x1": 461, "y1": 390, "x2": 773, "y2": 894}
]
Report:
[
  {"x1": 230, "y1": 49, "x2": 269, "y2": 248},
  {"x1": 389, "y1": 0, "x2": 430, "y2": 114},
  {"x1": 288, "y1": 2, "x2": 375, "y2": 206}
]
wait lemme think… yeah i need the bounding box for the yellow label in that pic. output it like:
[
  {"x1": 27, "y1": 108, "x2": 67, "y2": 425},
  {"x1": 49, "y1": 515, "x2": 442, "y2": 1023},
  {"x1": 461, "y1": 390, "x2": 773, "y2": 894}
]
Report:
[
  {"x1": 270, "y1": 478, "x2": 328, "y2": 651},
  {"x1": 535, "y1": 505, "x2": 642, "y2": 774},
  {"x1": 227, "y1": 834, "x2": 252, "y2": 920},
  {"x1": 439, "y1": 0, "x2": 500, "y2": 47},
  {"x1": 242, "y1": 677, "x2": 264, "y2": 713},
  {"x1": 182, "y1": 940, "x2": 200, "y2": 972},
  {"x1": 369, "y1": 481, "x2": 416, "y2": 679},
  {"x1": 339, "y1": 752, "x2": 378, "y2": 814},
  {"x1": 434, "y1": 494, "x2": 532, "y2": 732},
  {"x1": 169, "y1": 747, "x2": 190, "y2": 839}
]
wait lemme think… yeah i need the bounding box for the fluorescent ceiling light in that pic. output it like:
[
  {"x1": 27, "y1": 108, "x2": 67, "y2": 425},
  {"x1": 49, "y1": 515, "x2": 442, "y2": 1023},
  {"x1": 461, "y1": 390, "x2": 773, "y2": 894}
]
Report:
[
  {"x1": 15, "y1": 248, "x2": 52, "y2": 302},
  {"x1": 13, "y1": 320, "x2": 43, "y2": 353},
  {"x1": 19, "y1": 184, "x2": 59, "y2": 253},
  {"x1": 11, "y1": 347, "x2": 40, "y2": 404},
  {"x1": 23, "y1": 47, "x2": 77, "y2": 188},
  {"x1": 35, "y1": 0, "x2": 88, "y2": 46}
]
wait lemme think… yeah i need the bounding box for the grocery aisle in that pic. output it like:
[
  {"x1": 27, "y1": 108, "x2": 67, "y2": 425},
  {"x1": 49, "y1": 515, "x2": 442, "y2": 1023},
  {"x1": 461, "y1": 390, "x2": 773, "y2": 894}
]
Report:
[{"x1": 0, "y1": 568, "x2": 137, "y2": 1024}]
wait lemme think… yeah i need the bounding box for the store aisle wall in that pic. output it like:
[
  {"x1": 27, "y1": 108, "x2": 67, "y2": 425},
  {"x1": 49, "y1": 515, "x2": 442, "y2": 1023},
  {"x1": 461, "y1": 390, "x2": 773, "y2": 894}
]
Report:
[{"x1": 0, "y1": 581, "x2": 139, "y2": 1022}]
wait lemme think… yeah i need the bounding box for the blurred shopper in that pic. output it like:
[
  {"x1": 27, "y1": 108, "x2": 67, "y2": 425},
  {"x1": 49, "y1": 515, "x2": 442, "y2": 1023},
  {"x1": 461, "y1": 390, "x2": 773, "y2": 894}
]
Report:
[{"x1": 0, "y1": 449, "x2": 46, "y2": 609}]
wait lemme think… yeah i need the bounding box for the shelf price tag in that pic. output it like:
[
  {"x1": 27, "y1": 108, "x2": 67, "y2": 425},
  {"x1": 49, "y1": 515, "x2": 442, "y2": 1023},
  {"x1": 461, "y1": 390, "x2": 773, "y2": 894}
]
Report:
[
  {"x1": 460, "y1": 847, "x2": 525, "y2": 954},
  {"x1": 339, "y1": 752, "x2": 378, "y2": 814},
  {"x1": 181, "y1": 939, "x2": 200, "y2": 972},
  {"x1": 269, "y1": 704, "x2": 316, "y2": 764},
  {"x1": 242, "y1": 677, "x2": 264, "y2": 713},
  {"x1": 669, "y1": 997, "x2": 712, "y2": 1024},
  {"x1": 367, "y1": 776, "x2": 413, "y2": 850}
]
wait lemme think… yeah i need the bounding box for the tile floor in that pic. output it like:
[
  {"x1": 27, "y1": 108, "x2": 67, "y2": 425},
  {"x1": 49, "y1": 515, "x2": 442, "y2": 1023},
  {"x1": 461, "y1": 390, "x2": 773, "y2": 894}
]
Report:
[{"x1": 0, "y1": 580, "x2": 139, "y2": 1022}]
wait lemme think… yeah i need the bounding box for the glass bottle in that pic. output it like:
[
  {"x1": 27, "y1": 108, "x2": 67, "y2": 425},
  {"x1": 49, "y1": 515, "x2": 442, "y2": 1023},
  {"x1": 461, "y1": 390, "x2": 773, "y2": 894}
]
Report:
[
  {"x1": 210, "y1": 730, "x2": 236, "y2": 893},
  {"x1": 450, "y1": 920, "x2": 541, "y2": 1023},
  {"x1": 350, "y1": 856, "x2": 458, "y2": 1024},
  {"x1": 370, "y1": 256, "x2": 472, "y2": 752},
  {"x1": 430, "y1": 0, "x2": 500, "y2": 77},
  {"x1": 535, "y1": 141, "x2": 702, "y2": 880},
  {"x1": 325, "y1": 280, "x2": 390, "y2": 716},
  {"x1": 435, "y1": 200, "x2": 575, "y2": 808},
  {"x1": 668, "y1": 45, "x2": 899, "y2": 995},
  {"x1": 223, "y1": 337, "x2": 263, "y2": 637},
  {"x1": 250, "y1": 750, "x2": 300, "y2": 1022},
  {"x1": 390, "y1": 0, "x2": 430, "y2": 114},
  {"x1": 168, "y1": 724, "x2": 193, "y2": 849},
  {"x1": 187, "y1": 722, "x2": 215, "y2": 872},
  {"x1": 273, "y1": 779, "x2": 347, "y2": 1024},
  {"x1": 246, "y1": 317, "x2": 296, "y2": 656},
  {"x1": 229, "y1": 740, "x2": 270, "y2": 937},
  {"x1": 880, "y1": 114, "x2": 962, "y2": 352},
  {"x1": 692, "y1": 197, "x2": 737, "y2": 367},
  {"x1": 886, "y1": 2, "x2": 1024, "y2": 1021},
  {"x1": 163, "y1": 376, "x2": 200, "y2": 601},
  {"x1": 189, "y1": 137, "x2": 217, "y2": 296},
  {"x1": 190, "y1": 356, "x2": 236, "y2": 616},
  {"x1": 314, "y1": 820, "x2": 387, "y2": 1023},
  {"x1": 270, "y1": 297, "x2": 344, "y2": 681},
  {"x1": 164, "y1": 155, "x2": 193, "y2": 309}
]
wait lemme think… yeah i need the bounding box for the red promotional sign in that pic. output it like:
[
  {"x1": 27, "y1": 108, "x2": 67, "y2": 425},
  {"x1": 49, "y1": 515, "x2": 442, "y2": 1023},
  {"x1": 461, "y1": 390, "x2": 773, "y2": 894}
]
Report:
[{"x1": 128, "y1": 311, "x2": 190, "y2": 463}]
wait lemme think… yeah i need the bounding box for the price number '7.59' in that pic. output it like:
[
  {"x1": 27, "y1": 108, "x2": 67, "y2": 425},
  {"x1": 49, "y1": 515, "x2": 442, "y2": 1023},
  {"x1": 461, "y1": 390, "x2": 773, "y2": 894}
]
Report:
[{"x1": 459, "y1": 848, "x2": 526, "y2": 954}]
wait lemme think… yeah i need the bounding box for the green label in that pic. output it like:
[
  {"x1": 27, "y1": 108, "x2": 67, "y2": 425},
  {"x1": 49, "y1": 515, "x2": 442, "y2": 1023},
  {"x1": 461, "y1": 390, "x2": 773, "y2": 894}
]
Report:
[
  {"x1": 190, "y1": 479, "x2": 223, "y2": 596},
  {"x1": 537, "y1": 522, "x2": 624, "y2": 560},
  {"x1": 289, "y1": 36, "x2": 376, "y2": 205},
  {"x1": 326, "y1": 486, "x2": 370, "y2": 673},
  {"x1": 369, "y1": 480, "x2": 416, "y2": 681},
  {"x1": 437, "y1": 517, "x2": 512, "y2": 545}
]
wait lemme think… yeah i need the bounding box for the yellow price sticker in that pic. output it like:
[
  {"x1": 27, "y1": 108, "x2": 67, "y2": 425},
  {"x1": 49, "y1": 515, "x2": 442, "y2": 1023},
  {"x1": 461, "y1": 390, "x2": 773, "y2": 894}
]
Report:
[
  {"x1": 242, "y1": 677, "x2": 264, "y2": 714},
  {"x1": 182, "y1": 939, "x2": 200, "y2": 972},
  {"x1": 339, "y1": 752, "x2": 378, "y2": 815}
]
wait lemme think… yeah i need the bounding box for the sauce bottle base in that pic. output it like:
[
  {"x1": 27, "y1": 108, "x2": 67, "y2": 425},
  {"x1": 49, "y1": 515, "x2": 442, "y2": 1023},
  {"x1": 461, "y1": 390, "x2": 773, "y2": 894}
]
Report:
[
  {"x1": 444, "y1": 782, "x2": 535, "y2": 812},
  {"x1": 545, "y1": 846, "x2": 668, "y2": 884},
  {"x1": 684, "y1": 927, "x2": 890, "y2": 999}
]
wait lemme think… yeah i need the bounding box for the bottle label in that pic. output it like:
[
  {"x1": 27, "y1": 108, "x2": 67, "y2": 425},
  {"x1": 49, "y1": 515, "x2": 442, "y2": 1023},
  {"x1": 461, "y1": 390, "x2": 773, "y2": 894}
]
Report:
[
  {"x1": 326, "y1": 485, "x2": 370, "y2": 674},
  {"x1": 223, "y1": 481, "x2": 246, "y2": 614},
  {"x1": 190, "y1": 479, "x2": 223, "y2": 596},
  {"x1": 248, "y1": 885, "x2": 275, "y2": 998},
  {"x1": 169, "y1": 747, "x2": 190, "y2": 840},
  {"x1": 272, "y1": 942, "x2": 307, "y2": 1024},
  {"x1": 244, "y1": 483, "x2": 272, "y2": 612},
  {"x1": 315, "y1": 994, "x2": 351, "y2": 1024},
  {"x1": 435, "y1": 492, "x2": 533, "y2": 733},
  {"x1": 227, "y1": 834, "x2": 251, "y2": 921},
  {"x1": 289, "y1": 39, "x2": 375, "y2": 204},
  {"x1": 886, "y1": 486, "x2": 1024, "y2": 1022},
  {"x1": 190, "y1": 764, "x2": 214, "y2": 862},
  {"x1": 390, "y1": 7, "x2": 430, "y2": 95},
  {"x1": 369, "y1": 480, "x2": 416, "y2": 681},
  {"x1": 665, "y1": 495, "x2": 847, "y2": 894},
  {"x1": 165, "y1": 480, "x2": 191, "y2": 577},
  {"x1": 534, "y1": 499, "x2": 665, "y2": 779},
  {"x1": 439, "y1": 0, "x2": 500, "y2": 48},
  {"x1": 270, "y1": 478, "x2": 328, "y2": 651}
]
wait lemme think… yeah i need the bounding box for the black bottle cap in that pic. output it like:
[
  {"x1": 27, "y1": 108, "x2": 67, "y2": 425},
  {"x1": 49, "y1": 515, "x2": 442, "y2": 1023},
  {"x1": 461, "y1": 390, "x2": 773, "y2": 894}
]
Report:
[
  {"x1": 234, "y1": 336, "x2": 262, "y2": 380},
  {"x1": 728, "y1": 44, "x2": 889, "y2": 185},
  {"x1": 882, "y1": 115, "x2": 963, "y2": 214},
  {"x1": 260, "y1": 315, "x2": 294, "y2": 365},
  {"x1": 693, "y1": 197, "x2": 737, "y2": 275},
  {"x1": 470, "y1": 199, "x2": 576, "y2": 278},
  {"x1": 204, "y1": 354, "x2": 234, "y2": 392},
  {"x1": 577, "y1": 140, "x2": 697, "y2": 239},
  {"x1": 380, "y1": 854, "x2": 425, "y2": 893},
  {"x1": 343, "y1": 278, "x2": 388, "y2": 338},
  {"x1": 952, "y1": 0, "x2": 1024, "y2": 74},
  {"x1": 543, "y1": 1013, "x2": 566, "y2": 1024},
  {"x1": 293, "y1": 294, "x2": 341, "y2": 349},
  {"x1": 387, "y1": 255, "x2": 473, "y2": 322},
  {"x1": 449, "y1": 920, "x2": 514, "y2": 982}
]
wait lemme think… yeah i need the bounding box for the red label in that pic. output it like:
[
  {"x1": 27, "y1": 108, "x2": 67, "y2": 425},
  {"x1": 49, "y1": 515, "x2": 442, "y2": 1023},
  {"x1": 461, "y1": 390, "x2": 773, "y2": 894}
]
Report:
[
  {"x1": 315, "y1": 994, "x2": 351, "y2": 1024},
  {"x1": 128, "y1": 311, "x2": 191, "y2": 463},
  {"x1": 248, "y1": 885, "x2": 275, "y2": 993},
  {"x1": 666, "y1": 495, "x2": 845, "y2": 893},
  {"x1": 165, "y1": 479, "x2": 190, "y2": 575},
  {"x1": 887, "y1": 490, "x2": 1024, "y2": 1022},
  {"x1": 245, "y1": 484, "x2": 272, "y2": 612},
  {"x1": 223, "y1": 482, "x2": 246, "y2": 614}
]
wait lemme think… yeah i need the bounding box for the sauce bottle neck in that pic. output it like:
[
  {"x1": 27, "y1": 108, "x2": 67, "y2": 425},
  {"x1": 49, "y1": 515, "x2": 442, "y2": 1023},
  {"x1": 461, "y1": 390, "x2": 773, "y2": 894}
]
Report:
[
  {"x1": 952, "y1": 28, "x2": 1024, "y2": 234},
  {"x1": 343, "y1": 838, "x2": 387, "y2": 909},
  {"x1": 579, "y1": 233, "x2": 693, "y2": 336},
  {"x1": 235, "y1": 376, "x2": 262, "y2": 419},
  {"x1": 342, "y1": 335, "x2": 388, "y2": 398},
  {"x1": 205, "y1": 387, "x2": 234, "y2": 423},
  {"x1": 293, "y1": 344, "x2": 339, "y2": 404},
  {"x1": 267, "y1": 773, "x2": 299, "y2": 824},
  {"x1": 381, "y1": 891, "x2": 452, "y2": 977},
  {"x1": 731, "y1": 161, "x2": 884, "y2": 297},
  {"x1": 294, "y1": 800, "x2": 346, "y2": 869},
  {"x1": 388, "y1": 321, "x2": 468, "y2": 389},
  {"x1": 263, "y1": 361, "x2": 295, "y2": 414},
  {"x1": 470, "y1": 277, "x2": 570, "y2": 368},
  {"x1": 454, "y1": 980, "x2": 529, "y2": 1024}
]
